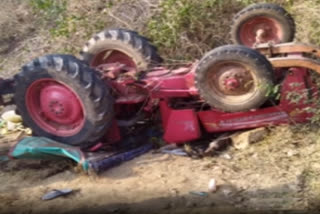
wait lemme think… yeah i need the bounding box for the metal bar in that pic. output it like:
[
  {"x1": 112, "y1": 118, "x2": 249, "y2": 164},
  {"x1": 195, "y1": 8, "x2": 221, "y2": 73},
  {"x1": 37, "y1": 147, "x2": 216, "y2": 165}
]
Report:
[
  {"x1": 269, "y1": 56, "x2": 320, "y2": 74},
  {"x1": 256, "y1": 42, "x2": 320, "y2": 57}
]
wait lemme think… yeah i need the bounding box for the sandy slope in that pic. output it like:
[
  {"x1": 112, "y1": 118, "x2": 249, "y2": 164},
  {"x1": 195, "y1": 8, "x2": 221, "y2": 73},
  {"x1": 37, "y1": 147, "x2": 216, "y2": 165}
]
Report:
[{"x1": 1, "y1": 125, "x2": 319, "y2": 213}]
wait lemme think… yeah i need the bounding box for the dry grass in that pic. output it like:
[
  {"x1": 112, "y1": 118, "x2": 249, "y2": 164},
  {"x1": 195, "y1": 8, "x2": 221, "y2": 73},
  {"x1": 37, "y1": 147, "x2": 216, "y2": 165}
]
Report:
[
  {"x1": 290, "y1": 0, "x2": 320, "y2": 45},
  {"x1": 0, "y1": 0, "x2": 162, "y2": 77},
  {"x1": 1, "y1": 0, "x2": 319, "y2": 78}
]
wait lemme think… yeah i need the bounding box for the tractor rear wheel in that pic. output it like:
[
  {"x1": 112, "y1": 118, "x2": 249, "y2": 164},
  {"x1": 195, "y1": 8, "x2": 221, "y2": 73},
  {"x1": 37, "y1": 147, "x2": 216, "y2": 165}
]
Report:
[
  {"x1": 196, "y1": 45, "x2": 274, "y2": 112},
  {"x1": 230, "y1": 3, "x2": 295, "y2": 47},
  {"x1": 80, "y1": 29, "x2": 162, "y2": 70},
  {"x1": 14, "y1": 54, "x2": 114, "y2": 147}
]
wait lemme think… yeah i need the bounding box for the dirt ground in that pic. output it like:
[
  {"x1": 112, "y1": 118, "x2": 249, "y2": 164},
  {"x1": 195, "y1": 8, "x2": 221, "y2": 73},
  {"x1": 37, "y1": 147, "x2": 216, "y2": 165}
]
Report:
[{"x1": 1, "y1": 125, "x2": 320, "y2": 214}]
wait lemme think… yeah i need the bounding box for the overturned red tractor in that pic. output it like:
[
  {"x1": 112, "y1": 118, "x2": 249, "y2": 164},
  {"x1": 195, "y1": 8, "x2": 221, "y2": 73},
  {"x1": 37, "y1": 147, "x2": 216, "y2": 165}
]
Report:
[{"x1": 1, "y1": 4, "x2": 319, "y2": 148}]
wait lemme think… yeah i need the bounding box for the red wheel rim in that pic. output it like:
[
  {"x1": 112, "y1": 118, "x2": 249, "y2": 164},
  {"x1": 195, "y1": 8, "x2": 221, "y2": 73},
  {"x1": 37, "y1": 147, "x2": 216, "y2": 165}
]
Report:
[
  {"x1": 207, "y1": 62, "x2": 256, "y2": 104},
  {"x1": 239, "y1": 16, "x2": 283, "y2": 47},
  {"x1": 26, "y1": 79, "x2": 85, "y2": 137},
  {"x1": 91, "y1": 50, "x2": 137, "y2": 68}
]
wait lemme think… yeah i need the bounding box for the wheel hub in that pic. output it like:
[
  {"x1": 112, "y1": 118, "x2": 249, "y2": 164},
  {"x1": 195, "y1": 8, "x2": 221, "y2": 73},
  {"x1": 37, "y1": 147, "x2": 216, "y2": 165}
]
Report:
[
  {"x1": 224, "y1": 78, "x2": 240, "y2": 90},
  {"x1": 239, "y1": 16, "x2": 282, "y2": 47},
  {"x1": 40, "y1": 84, "x2": 82, "y2": 124},
  {"x1": 49, "y1": 101, "x2": 64, "y2": 115},
  {"x1": 213, "y1": 65, "x2": 254, "y2": 96},
  {"x1": 26, "y1": 79, "x2": 85, "y2": 137}
]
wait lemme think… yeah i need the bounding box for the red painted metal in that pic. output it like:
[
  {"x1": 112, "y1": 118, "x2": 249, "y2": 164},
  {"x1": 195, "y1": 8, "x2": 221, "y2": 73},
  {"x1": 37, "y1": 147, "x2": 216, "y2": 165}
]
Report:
[
  {"x1": 209, "y1": 63, "x2": 254, "y2": 96},
  {"x1": 0, "y1": 46, "x2": 313, "y2": 145},
  {"x1": 100, "y1": 59, "x2": 317, "y2": 144},
  {"x1": 91, "y1": 50, "x2": 136, "y2": 68},
  {"x1": 197, "y1": 67, "x2": 314, "y2": 133},
  {"x1": 239, "y1": 16, "x2": 283, "y2": 47},
  {"x1": 160, "y1": 100, "x2": 201, "y2": 144},
  {"x1": 101, "y1": 119, "x2": 122, "y2": 143},
  {"x1": 1, "y1": 25, "x2": 316, "y2": 146},
  {"x1": 89, "y1": 142, "x2": 104, "y2": 152},
  {"x1": 225, "y1": 78, "x2": 240, "y2": 90},
  {"x1": 26, "y1": 79, "x2": 85, "y2": 136}
]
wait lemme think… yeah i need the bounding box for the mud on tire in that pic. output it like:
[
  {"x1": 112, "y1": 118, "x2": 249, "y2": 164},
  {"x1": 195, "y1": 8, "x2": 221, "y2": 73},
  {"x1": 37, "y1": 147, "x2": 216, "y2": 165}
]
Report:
[
  {"x1": 196, "y1": 45, "x2": 274, "y2": 112},
  {"x1": 14, "y1": 54, "x2": 114, "y2": 148},
  {"x1": 81, "y1": 28, "x2": 162, "y2": 70}
]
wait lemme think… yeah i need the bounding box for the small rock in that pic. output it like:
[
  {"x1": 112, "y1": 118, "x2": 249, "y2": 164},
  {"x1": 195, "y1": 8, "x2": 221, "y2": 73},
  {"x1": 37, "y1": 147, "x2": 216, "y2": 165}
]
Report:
[
  {"x1": 222, "y1": 188, "x2": 233, "y2": 197},
  {"x1": 231, "y1": 128, "x2": 268, "y2": 150},
  {"x1": 170, "y1": 188, "x2": 179, "y2": 196},
  {"x1": 159, "y1": 173, "x2": 166, "y2": 178},
  {"x1": 287, "y1": 150, "x2": 299, "y2": 157},
  {"x1": 179, "y1": 177, "x2": 188, "y2": 183},
  {"x1": 205, "y1": 138, "x2": 231, "y2": 154},
  {"x1": 221, "y1": 153, "x2": 232, "y2": 160},
  {"x1": 208, "y1": 178, "x2": 217, "y2": 193},
  {"x1": 251, "y1": 153, "x2": 258, "y2": 159}
]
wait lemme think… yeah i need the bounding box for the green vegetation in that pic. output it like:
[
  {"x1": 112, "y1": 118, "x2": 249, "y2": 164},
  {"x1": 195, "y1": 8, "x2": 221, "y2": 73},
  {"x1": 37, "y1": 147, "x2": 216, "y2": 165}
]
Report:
[
  {"x1": 26, "y1": 0, "x2": 320, "y2": 60},
  {"x1": 145, "y1": 0, "x2": 293, "y2": 60},
  {"x1": 29, "y1": 0, "x2": 106, "y2": 38},
  {"x1": 146, "y1": 0, "x2": 246, "y2": 60},
  {"x1": 29, "y1": 0, "x2": 67, "y2": 17},
  {"x1": 29, "y1": 0, "x2": 69, "y2": 37}
]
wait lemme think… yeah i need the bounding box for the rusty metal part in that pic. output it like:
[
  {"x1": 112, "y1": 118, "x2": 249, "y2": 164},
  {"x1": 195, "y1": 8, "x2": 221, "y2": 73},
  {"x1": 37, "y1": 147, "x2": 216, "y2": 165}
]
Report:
[
  {"x1": 210, "y1": 63, "x2": 254, "y2": 96},
  {"x1": 256, "y1": 42, "x2": 320, "y2": 57},
  {"x1": 96, "y1": 63, "x2": 135, "y2": 80},
  {"x1": 255, "y1": 42, "x2": 320, "y2": 75},
  {"x1": 239, "y1": 16, "x2": 282, "y2": 47},
  {"x1": 269, "y1": 56, "x2": 320, "y2": 74}
]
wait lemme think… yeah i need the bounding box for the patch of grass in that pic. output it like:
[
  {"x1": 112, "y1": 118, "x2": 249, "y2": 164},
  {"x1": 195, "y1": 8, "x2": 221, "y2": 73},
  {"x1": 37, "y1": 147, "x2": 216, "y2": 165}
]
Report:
[
  {"x1": 30, "y1": 0, "x2": 67, "y2": 18},
  {"x1": 145, "y1": 0, "x2": 294, "y2": 61},
  {"x1": 146, "y1": 0, "x2": 240, "y2": 60},
  {"x1": 29, "y1": 0, "x2": 70, "y2": 37},
  {"x1": 290, "y1": 0, "x2": 320, "y2": 45},
  {"x1": 50, "y1": 15, "x2": 84, "y2": 38},
  {"x1": 29, "y1": 0, "x2": 110, "y2": 40}
]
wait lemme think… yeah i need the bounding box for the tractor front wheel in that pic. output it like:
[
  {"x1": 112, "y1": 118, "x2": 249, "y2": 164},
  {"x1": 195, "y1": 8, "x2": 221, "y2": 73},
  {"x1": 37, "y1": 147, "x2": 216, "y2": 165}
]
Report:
[
  {"x1": 81, "y1": 29, "x2": 162, "y2": 70},
  {"x1": 230, "y1": 3, "x2": 295, "y2": 47},
  {"x1": 14, "y1": 55, "x2": 114, "y2": 147},
  {"x1": 196, "y1": 45, "x2": 274, "y2": 112}
]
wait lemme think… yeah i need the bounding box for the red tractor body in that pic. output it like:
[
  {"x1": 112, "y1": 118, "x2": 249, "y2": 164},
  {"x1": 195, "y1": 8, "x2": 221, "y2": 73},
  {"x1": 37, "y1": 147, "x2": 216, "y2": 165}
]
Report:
[
  {"x1": 99, "y1": 49, "x2": 318, "y2": 145},
  {"x1": 1, "y1": 3, "x2": 319, "y2": 149}
]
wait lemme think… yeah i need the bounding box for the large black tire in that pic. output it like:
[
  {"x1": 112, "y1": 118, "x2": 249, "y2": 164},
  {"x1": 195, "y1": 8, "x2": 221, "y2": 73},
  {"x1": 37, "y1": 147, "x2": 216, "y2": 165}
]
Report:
[
  {"x1": 196, "y1": 45, "x2": 274, "y2": 112},
  {"x1": 14, "y1": 54, "x2": 114, "y2": 148},
  {"x1": 231, "y1": 3, "x2": 295, "y2": 47},
  {"x1": 80, "y1": 28, "x2": 162, "y2": 70}
]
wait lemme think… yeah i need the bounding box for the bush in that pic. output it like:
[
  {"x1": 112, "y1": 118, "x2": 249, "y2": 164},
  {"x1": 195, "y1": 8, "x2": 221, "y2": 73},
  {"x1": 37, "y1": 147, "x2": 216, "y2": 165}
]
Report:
[{"x1": 145, "y1": 0, "x2": 293, "y2": 61}]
